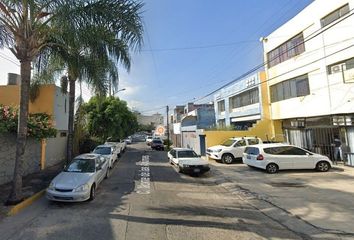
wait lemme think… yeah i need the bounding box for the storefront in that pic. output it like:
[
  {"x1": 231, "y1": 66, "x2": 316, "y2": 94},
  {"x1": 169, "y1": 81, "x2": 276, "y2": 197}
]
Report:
[{"x1": 282, "y1": 115, "x2": 354, "y2": 166}]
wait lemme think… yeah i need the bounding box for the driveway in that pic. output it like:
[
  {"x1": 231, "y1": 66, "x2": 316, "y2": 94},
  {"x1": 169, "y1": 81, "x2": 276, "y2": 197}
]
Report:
[{"x1": 208, "y1": 160, "x2": 354, "y2": 236}]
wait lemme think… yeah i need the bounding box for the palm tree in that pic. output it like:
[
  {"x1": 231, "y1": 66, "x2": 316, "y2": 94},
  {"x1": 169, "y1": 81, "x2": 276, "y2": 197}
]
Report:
[{"x1": 0, "y1": 0, "x2": 143, "y2": 204}]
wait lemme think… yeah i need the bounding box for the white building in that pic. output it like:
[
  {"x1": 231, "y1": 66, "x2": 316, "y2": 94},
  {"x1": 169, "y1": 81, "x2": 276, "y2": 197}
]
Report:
[{"x1": 263, "y1": 0, "x2": 354, "y2": 165}]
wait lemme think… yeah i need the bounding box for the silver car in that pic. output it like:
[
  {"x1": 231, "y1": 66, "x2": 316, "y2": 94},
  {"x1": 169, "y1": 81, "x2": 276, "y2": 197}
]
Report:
[{"x1": 46, "y1": 153, "x2": 109, "y2": 202}]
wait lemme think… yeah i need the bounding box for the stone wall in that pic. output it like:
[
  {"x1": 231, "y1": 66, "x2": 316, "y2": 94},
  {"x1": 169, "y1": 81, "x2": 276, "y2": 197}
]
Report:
[
  {"x1": 45, "y1": 135, "x2": 67, "y2": 167},
  {"x1": 0, "y1": 134, "x2": 41, "y2": 185}
]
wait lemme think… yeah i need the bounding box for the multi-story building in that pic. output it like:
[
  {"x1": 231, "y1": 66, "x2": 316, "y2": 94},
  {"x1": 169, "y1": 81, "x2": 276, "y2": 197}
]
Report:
[
  {"x1": 263, "y1": 0, "x2": 354, "y2": 165},
  {"x1": 136, "y1": 112, "x2": 164, "y2": 128}
]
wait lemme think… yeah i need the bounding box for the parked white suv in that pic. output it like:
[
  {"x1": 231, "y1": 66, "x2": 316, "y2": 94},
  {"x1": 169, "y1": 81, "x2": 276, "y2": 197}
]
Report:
[
  {"x1": 206, "y1": 137, "x2": 262, "y2": 164},
  {"x1": 243, "y1": 144, "x2": 333, "y2": 174}
]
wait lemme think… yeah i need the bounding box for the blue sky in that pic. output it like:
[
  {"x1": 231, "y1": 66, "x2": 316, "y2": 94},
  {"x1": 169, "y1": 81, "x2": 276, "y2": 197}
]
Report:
[{"x1": 0, "y1": 0, "x2": 313, "y2": 114}]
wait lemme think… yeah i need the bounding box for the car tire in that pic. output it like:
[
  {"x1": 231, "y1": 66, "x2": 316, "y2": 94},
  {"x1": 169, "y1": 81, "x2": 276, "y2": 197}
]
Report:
[
  {"x1": 169, "y1": 159, "x2": 173, "y2": 165},
  {"x1": 266, "y1": 163, "x2": 279, "y2": 174},
  {"x1": 105, "y1": 168, "x2": 110, "y2": 179},
  {"x1": 89, "y1": 185, "x2": 96, "y2": 201},
  {"x1": 316, "y1": 161, "x2": 330, "y2": 172},
  {"x1": 222, "y1": 154, "x2": 234, "y2": 164}
]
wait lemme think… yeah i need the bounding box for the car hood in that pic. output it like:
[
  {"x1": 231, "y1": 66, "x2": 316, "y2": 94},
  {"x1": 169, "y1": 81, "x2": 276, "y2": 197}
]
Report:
[
  {"x1": 52, "y1": 172, "x2": 94, "y2": 189},
  {"x1": 208, "y1": 145, "x2": 226, "y2": 150},
  {"x1": 179, "y1": 158, "x2": 208, "y2": 165}
]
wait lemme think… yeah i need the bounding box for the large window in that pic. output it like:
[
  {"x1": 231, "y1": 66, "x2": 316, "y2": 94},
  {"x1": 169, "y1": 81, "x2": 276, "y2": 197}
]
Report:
[
  {"x1": 267, "y1": 33, "x2": 305, "y2": 68},
  {"x1": 217, "y1": 100, "x2": 225, "y2": 113},
  {"x1": 270, "y1": 74, "x2": 310, "y2": 102},
  {"x1": 328, "y1": 57, "x2": 354, "y2": 83},
  {"x1": 229, "y1": 88, "x2": 259, "y2": 109},
  {"x1": 321, "y1": 4, "x2": 349, "y2": 28}
]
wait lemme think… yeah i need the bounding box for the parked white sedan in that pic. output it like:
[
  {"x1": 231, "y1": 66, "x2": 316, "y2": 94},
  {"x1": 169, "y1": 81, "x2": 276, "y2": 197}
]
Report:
[
  {"x1": 168, "y1": 148, "x2": 210, "y2": 175},
  {"x1": 243, "y1": 144, "x2": 333, "y2": 174},
  {"x1": 46, "y1": 154, "x2": 109, "y2": 202},
  {"x1": 93, "y1": 144, "x2": 118, "y2": 168}
]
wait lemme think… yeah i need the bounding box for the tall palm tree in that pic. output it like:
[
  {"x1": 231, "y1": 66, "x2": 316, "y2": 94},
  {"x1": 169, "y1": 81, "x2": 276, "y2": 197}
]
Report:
[{"x1": 0, "y1": 0, "x2": 143, "y2": 204}]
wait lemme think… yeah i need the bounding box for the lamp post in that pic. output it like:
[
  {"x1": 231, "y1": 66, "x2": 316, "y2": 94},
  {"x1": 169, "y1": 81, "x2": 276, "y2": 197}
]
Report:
[{"x1": 114, "y1": 88, "x2": 126, "y2": 95}]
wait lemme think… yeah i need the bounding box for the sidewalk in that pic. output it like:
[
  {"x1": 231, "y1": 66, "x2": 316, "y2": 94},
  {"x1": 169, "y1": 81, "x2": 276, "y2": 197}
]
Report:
[{"x1": 0, "y1": 162, "x2": 64, "y2": 219}]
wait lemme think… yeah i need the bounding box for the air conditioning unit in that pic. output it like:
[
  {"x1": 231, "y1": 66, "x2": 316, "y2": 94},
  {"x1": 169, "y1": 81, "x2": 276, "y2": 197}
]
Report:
[{"x1": 331, "y1": 63, "x2": 345, "y2": 73}]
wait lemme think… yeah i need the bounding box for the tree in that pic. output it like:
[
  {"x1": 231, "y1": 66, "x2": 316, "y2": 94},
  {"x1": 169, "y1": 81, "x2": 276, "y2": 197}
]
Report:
[
  {"x1": 37, "y1": 0, "x2": 143, "y2": 164},
  {"x1": 83, "y1": 96, "x2": 138, "y2": 141},
  {"x1": 0, "y1": 0, "x2": 143, "y2": 204}
]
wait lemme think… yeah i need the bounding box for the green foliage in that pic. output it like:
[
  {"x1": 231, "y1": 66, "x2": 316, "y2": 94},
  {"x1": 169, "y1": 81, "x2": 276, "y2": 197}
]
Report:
[
  {"x1": 83, "y1": 96, "x2": 138, "y2": 141},
  {"x1": 0, "y1": 105, "x2": 57, "y2": 140},
  {"x1": 79, "y1": 136, "x2": 103, "y2": 154},
  {"x1": 138, "y1": 123, "x2": 155, "y2": 132}
]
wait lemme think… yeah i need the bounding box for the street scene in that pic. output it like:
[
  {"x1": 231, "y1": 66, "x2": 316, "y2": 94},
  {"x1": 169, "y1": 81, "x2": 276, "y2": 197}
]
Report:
[{"x1": 1, "y1": 0, "x2": 354, "y2": 239}]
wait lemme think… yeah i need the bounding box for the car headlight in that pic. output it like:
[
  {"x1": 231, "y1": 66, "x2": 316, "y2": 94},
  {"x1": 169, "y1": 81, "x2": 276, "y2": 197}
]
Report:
[
  {"x1": 73, "y1": 184, "x2": 90, "y2": 192},
  {"x1": 48, "y1": 182, "x2": 55, "y2": 191},
  {"x1": 214, "y1": 149, "x2": 222, "y2": 153}
]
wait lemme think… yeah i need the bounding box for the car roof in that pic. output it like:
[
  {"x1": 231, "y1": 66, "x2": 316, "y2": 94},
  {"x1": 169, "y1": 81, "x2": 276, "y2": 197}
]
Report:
[
  {"x1": 229, "y1": 137, "x2": 260, "y2": 140},
  {"x1": 172, "y1": 148, "x2": 195, "y2": 151},
  {"x1": 246, "y1": 143, "x2": 289, "y2": 149},
  {"x1": 95, "y1": 144, "x2": 113, "y2": 148},
  {"x1": 74, "y1": 153, "x2": 100, "y2": 159}
]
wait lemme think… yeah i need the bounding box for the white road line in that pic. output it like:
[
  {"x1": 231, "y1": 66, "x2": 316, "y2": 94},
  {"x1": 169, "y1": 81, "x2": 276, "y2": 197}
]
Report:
[{"x1": 136, "y1": 155, "x2": 151, "y2": 194}]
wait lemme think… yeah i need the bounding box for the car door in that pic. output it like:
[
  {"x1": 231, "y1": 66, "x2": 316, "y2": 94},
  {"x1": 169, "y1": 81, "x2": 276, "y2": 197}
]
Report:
[
  {"x1": 266, "y1": 146, "x2": 294, "y2": 169},
  {"x1": 285, "y1": 147, "x2": 315, "y2": 169},
  {"x1": 231, "y1": 139, "x2": 247, "y2": 158},
  {"x1": 94, "y1": 158, "x2": 103, "y2": 184}
]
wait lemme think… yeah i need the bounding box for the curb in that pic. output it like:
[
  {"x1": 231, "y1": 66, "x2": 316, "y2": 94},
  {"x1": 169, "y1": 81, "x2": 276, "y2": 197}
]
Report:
[{"x1": 7, "y1": 189, "x2": 46, "y2": 216}]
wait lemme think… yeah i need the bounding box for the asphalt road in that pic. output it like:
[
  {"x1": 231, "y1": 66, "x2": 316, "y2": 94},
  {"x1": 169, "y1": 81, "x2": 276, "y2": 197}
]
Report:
[{"x1": 0, "y1": 142, "x2": 312, "y2": 240}]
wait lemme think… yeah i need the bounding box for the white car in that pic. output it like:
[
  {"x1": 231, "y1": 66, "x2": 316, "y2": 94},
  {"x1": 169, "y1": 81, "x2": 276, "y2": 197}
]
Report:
[
  {"x1": 93, "y1": 144, "x2": 118, "y2": 168},
  {"x1": 124, "y1": 136, "x2": 132, "y2": 144},
  {"x1": 168, "y1": 148, "x2": 210, "y2": 175},
  {"x1": 146, "y1": 136, "x2": 153, "y2": 145},
  {"x1": 46, "y1": 153, "x2": 109, "y2": 202},
  {"x1": 105, "y1": 140, "x2": 125, "y2": 156},
  {"x1": 242, "y1": 144, "x2": 333, "y2": 174},
  {"x1": 207, "y1": 137, "x2": 262, "y2": 164}
]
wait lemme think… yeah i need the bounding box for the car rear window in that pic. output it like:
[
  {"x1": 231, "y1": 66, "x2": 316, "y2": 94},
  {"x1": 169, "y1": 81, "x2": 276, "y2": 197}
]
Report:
[
  {"x1": 153, "y1": 139, "x2": 162, "y2": 143},
  {"x1": 244, "y1": 147, "x2": 259, "y2": 155}
]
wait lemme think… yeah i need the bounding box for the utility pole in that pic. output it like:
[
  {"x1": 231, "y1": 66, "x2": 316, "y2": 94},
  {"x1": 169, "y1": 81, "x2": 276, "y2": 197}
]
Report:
[{"x1": 166, "y1": 105, "x2": 170, "y2": 150}]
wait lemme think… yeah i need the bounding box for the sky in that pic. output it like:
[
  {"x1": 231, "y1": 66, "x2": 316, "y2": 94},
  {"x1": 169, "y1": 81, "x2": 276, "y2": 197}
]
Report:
[{"x1": 0, "y1": 0, "x2": 314, "y2": 114}]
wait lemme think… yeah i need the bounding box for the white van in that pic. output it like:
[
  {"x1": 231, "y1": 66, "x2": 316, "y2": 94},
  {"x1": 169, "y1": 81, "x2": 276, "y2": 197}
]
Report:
[{"x1": 206, "y1": 137, "x2": 262, "y2": 164}]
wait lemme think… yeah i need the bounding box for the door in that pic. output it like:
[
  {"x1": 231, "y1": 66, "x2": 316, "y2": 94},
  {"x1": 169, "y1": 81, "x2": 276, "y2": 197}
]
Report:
[
  {"x1": 284, "y1": 146, "x2": 314, "y2": 169},
  {"x1": 265, "y1": 146, "x2": 294, "y2": 169},
  {"x1": 231, "y1": 139, "x2": 247, "y2": 158}
]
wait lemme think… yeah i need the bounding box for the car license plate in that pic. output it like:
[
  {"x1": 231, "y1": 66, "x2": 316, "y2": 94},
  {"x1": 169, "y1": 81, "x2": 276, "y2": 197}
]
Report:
[{"x1": 193, "y1": 168, "x2": 201, "y2": 173}]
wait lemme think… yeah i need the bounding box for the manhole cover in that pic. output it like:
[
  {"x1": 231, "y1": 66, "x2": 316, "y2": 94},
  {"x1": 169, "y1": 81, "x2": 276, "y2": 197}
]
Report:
[{"x1": 269, "y1": 182, "x2": 306, "y2": 188}]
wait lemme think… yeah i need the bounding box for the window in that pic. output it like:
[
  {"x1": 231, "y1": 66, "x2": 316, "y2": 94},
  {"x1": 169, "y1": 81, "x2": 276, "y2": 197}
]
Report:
[
  {"x1": 264, "y1": 146, "x2": 307, "y2": 155},
  {"x1": 267, "y1": 33, "x2": 305, "y2": 68},
  {"x1": 328, "y1": 57, "x2": 354, "y2": 83},
  {"x1": 229, "y1": 88, "x2": 259, "y2": 109},
  {"x1": 170, "y1": 150, "x2": 176, "y2": 158},
  {"x1": 247, "y1": 138, "x2": 260, "y2": 145},
  {"x1": 284, "y1": 147, "x2": 308, "y2": 155},
  {"x1": 270, "y1": 74, "x2": 310, "y2": 102},
  {"x1": 235, "y1": 140, "x2": 246, "y2": 147},
  {"x1": 217, "y1": 100, "x2": 225, "y2": 113},
  {"x1": 244, "y1": 147, "x2": 259, "y2": 155},
  {"x1": 60, "y1": 132, "x2": 67, "y2": 137},
  {"x1": 321, "y1": 4, "x2": 349, "y2": 28}
]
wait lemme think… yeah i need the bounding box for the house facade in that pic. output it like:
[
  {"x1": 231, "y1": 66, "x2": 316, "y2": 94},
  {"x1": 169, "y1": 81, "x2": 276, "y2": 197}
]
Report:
[{"x1": 263, "y1": 0, "x2": 354, "y2": 165}]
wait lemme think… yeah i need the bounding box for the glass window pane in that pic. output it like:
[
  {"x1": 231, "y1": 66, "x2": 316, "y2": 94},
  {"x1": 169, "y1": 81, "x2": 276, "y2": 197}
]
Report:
[{"x1": 296, "y1": 78, "x2": 310, "y2": 97}]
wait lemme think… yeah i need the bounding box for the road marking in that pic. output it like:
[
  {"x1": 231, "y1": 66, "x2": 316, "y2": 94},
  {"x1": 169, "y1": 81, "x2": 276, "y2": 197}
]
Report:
[{"x1": 136, "y1": 155, "x2": 151, "y2": 194}]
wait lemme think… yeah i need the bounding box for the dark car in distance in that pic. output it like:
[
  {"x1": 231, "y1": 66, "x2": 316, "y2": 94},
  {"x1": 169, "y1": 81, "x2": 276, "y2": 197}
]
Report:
[{"x1": 151, "y1": 138, "x2": 164, "y2": 151}]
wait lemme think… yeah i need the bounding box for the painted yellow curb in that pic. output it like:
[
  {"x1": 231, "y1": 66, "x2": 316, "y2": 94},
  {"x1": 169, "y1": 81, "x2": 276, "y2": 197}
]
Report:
[{"x1": 7, "y1": 189, "x2": 46, "y2": 216}]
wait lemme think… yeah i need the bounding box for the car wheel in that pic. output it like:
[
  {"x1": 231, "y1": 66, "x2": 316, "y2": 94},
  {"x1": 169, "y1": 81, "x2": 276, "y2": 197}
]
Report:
[
  {"x1": 222, "y1": 154, "x2": 234, "y2": 164},
  {"x1": 105, "y1": 167, "x2": 110, "y2": 179},
  {"x1": 169, "y1": 159, "x2": 173, "y2": 165},
  {"x1": 89, "y1": 185, "x2": 96, "y2": 201},
  {"x1": 316, "y1": 161, "x2": 330, "y2": 172},
  {"x1": 266, "y1": 163, "x2": 279, "y2": 174}
]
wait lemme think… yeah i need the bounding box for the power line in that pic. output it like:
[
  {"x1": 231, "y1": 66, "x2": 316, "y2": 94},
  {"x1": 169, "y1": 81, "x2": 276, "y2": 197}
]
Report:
[{"x1": 0, "y1": 52, "x2": 20, "y2": 66}]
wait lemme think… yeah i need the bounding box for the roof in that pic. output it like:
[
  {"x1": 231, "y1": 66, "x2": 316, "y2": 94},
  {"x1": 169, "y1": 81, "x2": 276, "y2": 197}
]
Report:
[
  {"x1": 229, "y1": 136, "x2": 261, "y2": 140},
  {"x1": 74, "y1": 153, "x2": 101, "y2": 159},
  {"x1": 171, "y1": 148, "x2": 195, "y2": 151},
  {"x1": 96, "y1": 144, "x2": 114, "y2": 148},
  {"x1": 246, "y1": 143, "x2": 288, "y2": 148}
]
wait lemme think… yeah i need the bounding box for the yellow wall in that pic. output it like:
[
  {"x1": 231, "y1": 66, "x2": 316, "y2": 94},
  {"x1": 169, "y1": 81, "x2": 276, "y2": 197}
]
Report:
[{"x1": 0, "y1": 84, "x2": 55, "y2": 115}]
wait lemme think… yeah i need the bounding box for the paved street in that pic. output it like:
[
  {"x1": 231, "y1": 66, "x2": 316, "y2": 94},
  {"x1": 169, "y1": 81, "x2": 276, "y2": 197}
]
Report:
[{"x1": 0, "y1": 142, "x2": 350, "y2": 240}]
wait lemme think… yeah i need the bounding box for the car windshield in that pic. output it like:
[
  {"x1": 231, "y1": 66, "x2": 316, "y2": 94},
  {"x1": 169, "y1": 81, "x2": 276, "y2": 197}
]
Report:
[
  {"x1": 93, "y1": 147, "x2": 112, "y2": 155},
  {"x1": 65, "y1": 158, "x2": 95, "y2": 173},
  {"x1": 178, "y1": 150, "x2": 198, "y2": 158},
  {"x1": 222, "y1": 139, "x2": 236, "y2": 147}
]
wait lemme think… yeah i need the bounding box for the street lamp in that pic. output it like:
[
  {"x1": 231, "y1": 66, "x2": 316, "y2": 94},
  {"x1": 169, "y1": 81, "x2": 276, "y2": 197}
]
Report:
[{"x1": 115, "y1": 88, "x2": 126, "y2": 95}]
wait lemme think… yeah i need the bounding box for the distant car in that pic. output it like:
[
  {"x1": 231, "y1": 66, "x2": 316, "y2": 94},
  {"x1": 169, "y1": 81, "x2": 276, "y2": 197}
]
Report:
[
  {"x1": 242, "y1": 144, "x2": 333, "y2": 174},
  {"x1": 124, "y1": 136, "x2": 132, "y2": 144},
  {"x1": 93, "y1": 144, "x2": 117, "y2": 168},
  {"x1": 207, "y1": 137, "x2": 263, "y2": 164},
  {"x1": 146, "y1": 136, "x2": 153, "y2": 145},
  {"x1": 151, "y1": 138, "x2": 164, "y2": 150},
  {"x1": 46, "y1": 153, "x2": 109, "y2": 202},
  {"x1": 168, "y1": 148, "x2": 210, "y2": 175}
]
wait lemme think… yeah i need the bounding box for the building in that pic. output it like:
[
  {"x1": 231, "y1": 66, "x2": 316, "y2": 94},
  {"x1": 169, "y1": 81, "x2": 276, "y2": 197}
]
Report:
[
  {"x1": 136, "y1": 112, "x2": 164, "y2": 128},
  {"x1": 262, "y1": 0, "x2": 354, "y2": 165}
]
